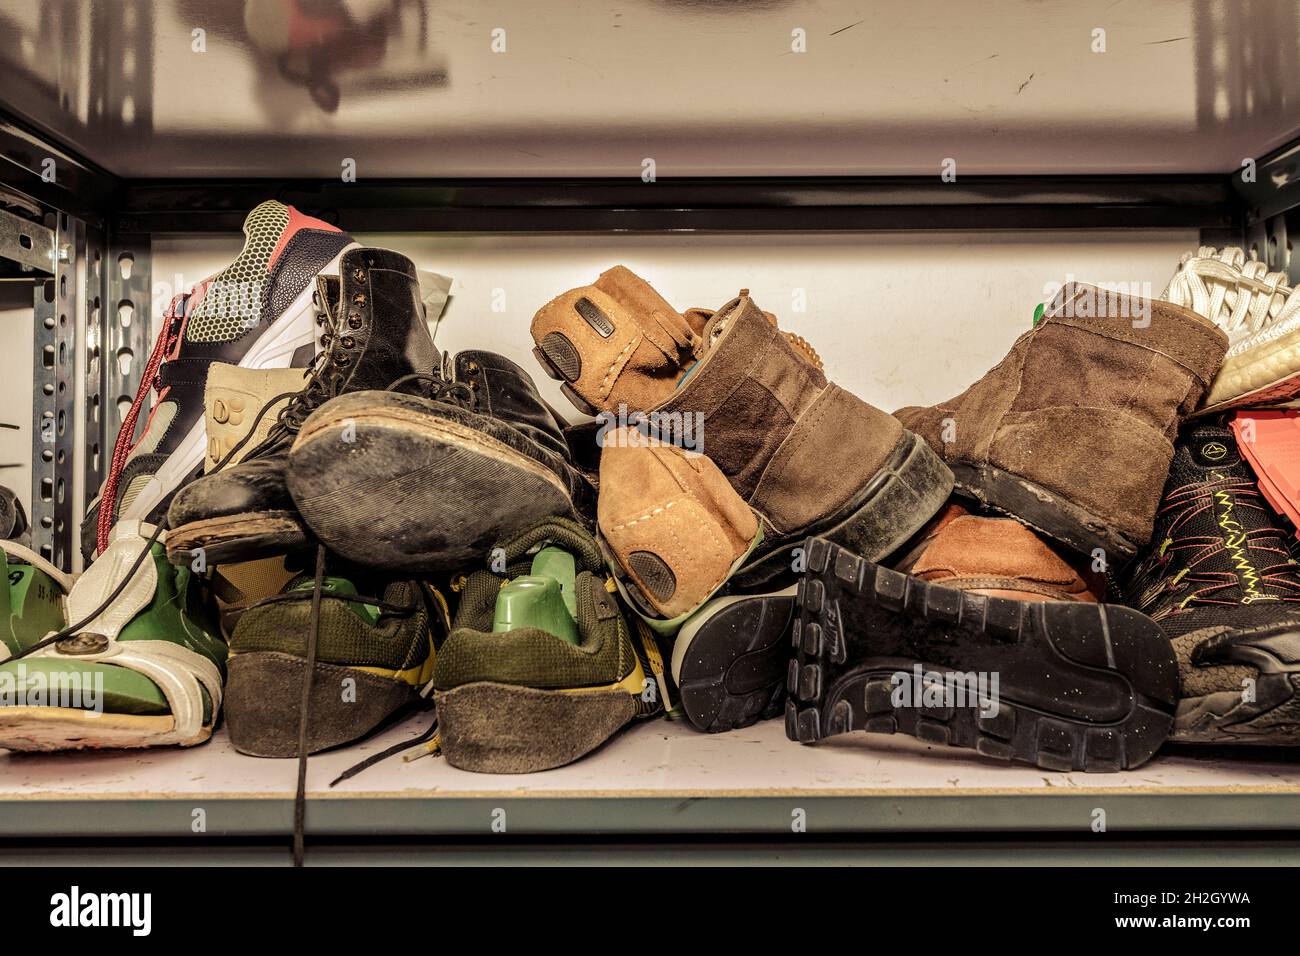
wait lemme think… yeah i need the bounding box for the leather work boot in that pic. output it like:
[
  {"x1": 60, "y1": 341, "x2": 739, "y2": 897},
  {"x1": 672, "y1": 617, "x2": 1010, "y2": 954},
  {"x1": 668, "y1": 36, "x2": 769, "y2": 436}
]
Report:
[
  {"x1": 532, "y1": 266, "x2": 953, "y2": 587},
  {"x1": 285, "y1": 352, "x2": 595, "y2": 572},
  {"x1": 1120, "y1": 423, "x2": 1300, "y2": 745},
  {"x1": 895, "y1": 282, "x2": 1228, "y2": 562},
  {"x1": 892, "y1": 503, "x2": 1105, "y2": 602},
  {"x1": 166, "y1": 248, "x2": 440, "y2": 565}
]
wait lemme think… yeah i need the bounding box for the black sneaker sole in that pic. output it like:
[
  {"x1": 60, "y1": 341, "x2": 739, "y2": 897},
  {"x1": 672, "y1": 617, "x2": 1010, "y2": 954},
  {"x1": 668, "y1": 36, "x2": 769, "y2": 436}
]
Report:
[
  {"x1": 674, "y1": 588, "x2": 796, "y2": 733},
  {"x1": 785, "y1": 538, "x2": 1178, "y2": 771}
]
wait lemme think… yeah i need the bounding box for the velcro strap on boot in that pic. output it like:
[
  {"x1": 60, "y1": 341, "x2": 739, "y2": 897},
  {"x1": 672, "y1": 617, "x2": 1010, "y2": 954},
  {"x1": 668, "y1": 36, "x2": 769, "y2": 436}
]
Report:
[{"x1": 592, "y1": 265, "x2": 697, "y2": 362}]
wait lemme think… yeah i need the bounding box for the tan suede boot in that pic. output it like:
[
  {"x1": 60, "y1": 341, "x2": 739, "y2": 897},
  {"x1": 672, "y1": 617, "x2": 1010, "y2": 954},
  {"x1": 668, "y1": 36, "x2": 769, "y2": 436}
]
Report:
[
  {"x1": 893, "y1": 503, "x2": 1104, "y2": 602},
  {"x1": 598, "y1": 427, "x2": 760, "y2": 625},
  {"x1": 534, "y1": 266, "x2": 953, "y2": 586},
  {"x1": 895, "y1": 282, "x2": 1227, "y2": 561}
]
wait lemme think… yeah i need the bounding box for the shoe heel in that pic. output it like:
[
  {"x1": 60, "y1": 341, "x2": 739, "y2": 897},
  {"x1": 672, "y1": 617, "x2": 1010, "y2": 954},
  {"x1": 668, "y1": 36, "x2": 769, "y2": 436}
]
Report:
[
  {"x1": 225, "y1": 652, "x2": 417, "y2": 757},
  {"x1": 435, "y1": 682, "x2": 637, "y2": 773},
  {"x1": 820, "y1": 430, "x2": 955, "y2": 562}
]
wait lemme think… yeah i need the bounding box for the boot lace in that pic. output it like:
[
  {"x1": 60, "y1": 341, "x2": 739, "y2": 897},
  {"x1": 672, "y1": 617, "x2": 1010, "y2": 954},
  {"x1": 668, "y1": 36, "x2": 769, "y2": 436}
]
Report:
[
  {"x1": 96, "y1": 293, "x2": 189, "y2": 554},
  {"x1": 245, "y1": 292, "x2": 345, "y2": 456},
  {"x1": 386, "y1": 365, "x2": 475, "y2": 407}
]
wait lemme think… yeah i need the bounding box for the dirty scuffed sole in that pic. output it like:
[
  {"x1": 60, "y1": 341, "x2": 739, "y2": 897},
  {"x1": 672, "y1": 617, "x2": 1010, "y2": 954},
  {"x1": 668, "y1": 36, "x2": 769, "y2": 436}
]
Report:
[
  {"x1": 0, "y1": 707, "x2": 206, "y2": 752},
  {"x1": 785, "y1": 538, "x2": 1178, "y2": 772},
  {"x1": 287, "y1": 409, "x2": 576, "y2": 572},
  {"x1": 435, "y1": 682, "x2": 637, "y2": 773},
  {"x1": 224, "y1": 652, "x2": 419, "y2": 758},
  {"x1": 948, "y1": 461, "x2": 1140, "y2": 562},
  {"x1": 165, "y1": 511, "x2": 310, "y2": 567},
  {"x1": 732, "y1": 430, "x2": 952, "y2": 591},
  {"x1": 673, "y1": 588, "x2": 796, "y2": 734},
  {"x1": 1172, "y1": 674, "x2": 1300, "y2": 745}
]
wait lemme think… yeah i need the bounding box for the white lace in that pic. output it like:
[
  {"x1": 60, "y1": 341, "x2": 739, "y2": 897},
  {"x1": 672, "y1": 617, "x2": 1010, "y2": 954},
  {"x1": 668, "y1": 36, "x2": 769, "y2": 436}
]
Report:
[{"x1": 1162, "y1": 246, "x2": 1300, "y2": 353}]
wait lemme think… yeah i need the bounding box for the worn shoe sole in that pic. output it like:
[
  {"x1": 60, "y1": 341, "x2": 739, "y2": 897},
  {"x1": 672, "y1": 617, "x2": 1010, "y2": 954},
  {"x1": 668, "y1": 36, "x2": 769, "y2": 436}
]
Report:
[
  {"x1": 224, "y1": 652, "x2": 421, "y2": 757},
  {"x1": 1172, "y1": 674, "x2": 1300, "y2": 744},
  {"x1": 287, "y1": 406, "x2": 577, "y2": 572},
  {"x1": 165, "y1": 510, "x2": 310, "y2": 566},
  {"x1": 733, "y1": 430, "x2": 954, "y2": 590},
  {"x1": 785, "y1": 538, "x2": 1178, "y2": 771},
  {"x1": 948, "y1": 461, "x2": 1140, "y2": 562},
  {"x1": 672, "y1": 586, "x2": 797, "y2": 733},
  {"x1": 435, "y1": 682, "x2": 638, "y2": 773},
  {"x1": 0, "y1": 707, "x2": 209, "y2": 751},
  {"x1": 1200, "y1": 321, "x2": 1300, "y2": 412}
]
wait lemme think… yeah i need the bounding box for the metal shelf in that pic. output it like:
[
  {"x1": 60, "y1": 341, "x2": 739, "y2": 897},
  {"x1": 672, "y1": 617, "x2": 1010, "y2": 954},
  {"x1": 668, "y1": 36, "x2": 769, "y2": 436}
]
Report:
[
  {"x1": 1, "y1": 0, "x2": 1300, "y2": 858},
  {"x1": 3, "y1": 718, "x2": 1299, "y2": 842}
]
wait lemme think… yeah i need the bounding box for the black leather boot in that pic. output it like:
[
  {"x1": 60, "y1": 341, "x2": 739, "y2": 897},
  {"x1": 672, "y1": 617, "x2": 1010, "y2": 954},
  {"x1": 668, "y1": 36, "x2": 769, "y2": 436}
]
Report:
[
  {"x1": 165, "y1": 248, "x2": 439, "y2": 564},
  {"x1": 285, "y1": 350, "x2": 595, "y2": 571}
]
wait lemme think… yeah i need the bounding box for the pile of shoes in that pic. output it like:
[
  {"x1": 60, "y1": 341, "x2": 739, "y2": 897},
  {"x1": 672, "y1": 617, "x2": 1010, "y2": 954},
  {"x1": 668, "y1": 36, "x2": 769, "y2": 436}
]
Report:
[{"x1": 3, "y1": 204, "x2": 1300, "y2": 779}]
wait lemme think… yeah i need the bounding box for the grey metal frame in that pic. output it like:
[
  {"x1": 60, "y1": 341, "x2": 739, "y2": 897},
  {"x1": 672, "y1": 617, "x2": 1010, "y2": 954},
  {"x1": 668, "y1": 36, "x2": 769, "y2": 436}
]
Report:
[{"x1": 5, "y1": 101, "x2": 1300, "y2": 856}]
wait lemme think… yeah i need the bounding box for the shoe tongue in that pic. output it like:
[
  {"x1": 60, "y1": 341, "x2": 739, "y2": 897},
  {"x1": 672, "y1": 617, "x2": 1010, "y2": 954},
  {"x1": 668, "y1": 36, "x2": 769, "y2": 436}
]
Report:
[
  {"x1": 315, "y1": 275, "x2": 341, "y2": 324},
  {"x1": 1178, "y1": 424, "x2": 1245, "y2": 475}
]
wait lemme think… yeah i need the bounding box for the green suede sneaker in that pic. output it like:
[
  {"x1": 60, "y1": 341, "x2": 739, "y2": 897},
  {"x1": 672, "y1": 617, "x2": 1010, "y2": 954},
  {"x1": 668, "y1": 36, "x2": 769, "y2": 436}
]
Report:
[
  {"x1": 432, "y1": 517, "x2": 668, "y2": 773},
  {"x1": 0, "y1": 521, "x2": 226, "y2": 751},
  {"x1": 225, "y1": 569, "x2": 448, "y2": 757}
]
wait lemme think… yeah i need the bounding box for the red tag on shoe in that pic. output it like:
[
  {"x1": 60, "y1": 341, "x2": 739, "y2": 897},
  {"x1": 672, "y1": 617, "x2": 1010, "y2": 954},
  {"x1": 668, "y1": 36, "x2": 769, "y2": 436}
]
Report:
[{"x1": 1231, "y1": 411, "x2": 1300, "y2": 535}]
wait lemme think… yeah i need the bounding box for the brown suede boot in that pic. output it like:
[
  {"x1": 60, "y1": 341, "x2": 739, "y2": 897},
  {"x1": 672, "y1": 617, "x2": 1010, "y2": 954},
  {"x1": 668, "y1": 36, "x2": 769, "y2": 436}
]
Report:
[
  {"x1": 893, "y1": 503, "x2": 1105, "y2": 602},
  {"x1": 598, "y1": 426, "x2": 760, "y2": 626},
  {"x1": 533, "y1": 266, "x2": 953, "y2": 586},
  {"x1": 895, "y1": 282, "x2": 1227, "y2": 561}
]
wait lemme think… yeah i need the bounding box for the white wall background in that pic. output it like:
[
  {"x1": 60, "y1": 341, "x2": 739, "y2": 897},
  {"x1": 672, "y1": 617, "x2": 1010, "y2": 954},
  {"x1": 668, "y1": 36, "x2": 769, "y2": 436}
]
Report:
[{"x1": 2, "y1": 228, "x2": 1200, "y2": 540}]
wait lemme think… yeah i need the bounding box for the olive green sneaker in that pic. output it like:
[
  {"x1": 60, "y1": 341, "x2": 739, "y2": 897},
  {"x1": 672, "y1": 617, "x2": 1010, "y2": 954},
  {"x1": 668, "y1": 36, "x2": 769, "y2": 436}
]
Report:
[
  {"x1": 0, "y1": 521, "x2": 226, "y2": 751},
  {"x1": 431, "y1": 517, "x2": 668, "y2": 773},
  {"x1": 225, "y1": 569, "x2": 448, "y2": 757}
]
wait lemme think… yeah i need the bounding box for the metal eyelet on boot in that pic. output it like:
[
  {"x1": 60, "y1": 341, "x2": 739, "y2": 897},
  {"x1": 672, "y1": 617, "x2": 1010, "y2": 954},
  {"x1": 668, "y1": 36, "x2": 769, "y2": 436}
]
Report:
[
  {"x1": 56, "y1": 632, "x2": 108, "y2": 655},
  {"x1": 352, "y1": 268, "x2": 366, "y2": 283},
  {"x1": 341, "y1": 336, "x2": 355, "y2": 350},
  {"x1": 352, "y1": 293, "x2": 366, "y2": 306},
  {"x1": 348, "y1": 312, "x2": 362, "y2": 330}
]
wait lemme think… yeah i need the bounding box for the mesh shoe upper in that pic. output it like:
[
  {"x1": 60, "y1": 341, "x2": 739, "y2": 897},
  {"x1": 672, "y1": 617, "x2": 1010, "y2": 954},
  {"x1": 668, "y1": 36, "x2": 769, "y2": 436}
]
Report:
[
  {"x1": 1121, "y1": 423, "x2": 1300, "y2": 639},
  {"x1": 88, "y1": 201, "x2": 354, "y2": 559}
]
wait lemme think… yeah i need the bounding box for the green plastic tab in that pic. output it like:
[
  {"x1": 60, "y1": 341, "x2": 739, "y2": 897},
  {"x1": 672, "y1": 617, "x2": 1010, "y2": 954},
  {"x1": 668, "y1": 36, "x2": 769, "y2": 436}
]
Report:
[{"x1": 492, "y1": 547, "x2": 579, "y2": 645}]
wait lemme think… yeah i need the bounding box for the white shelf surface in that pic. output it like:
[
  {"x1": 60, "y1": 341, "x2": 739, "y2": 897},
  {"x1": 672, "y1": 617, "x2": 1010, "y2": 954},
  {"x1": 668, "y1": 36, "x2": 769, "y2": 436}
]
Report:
[{"x1": 4, "y1": 716, "x2": 1300, "y2": 839}]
